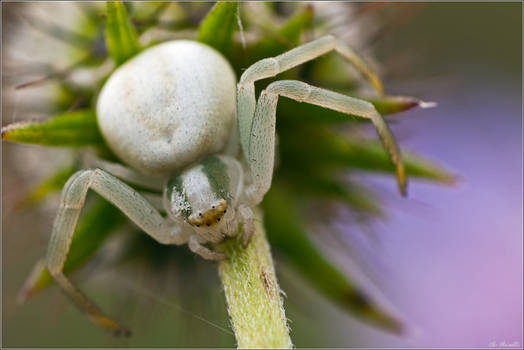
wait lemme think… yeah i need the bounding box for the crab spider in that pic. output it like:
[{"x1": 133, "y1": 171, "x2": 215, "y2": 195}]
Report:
[{"x1": 44, "y1": 35, "x2": 406, "y2": 335}]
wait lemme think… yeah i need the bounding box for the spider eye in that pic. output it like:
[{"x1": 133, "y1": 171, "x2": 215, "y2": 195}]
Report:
[
  {"x1": 217, "y1": 218, "x2": 221, "y2": 222},
  {"x1": 223, "y1": 210, "x2": 227, "y2": 214},
  {"x1": 206, "y1": 223, "x2": 211, "y2": 227},
  {"x1": 212, "y1": 205, "x2": 215, "y2": 209},
  {"x1": 196, "y1": 224, "x2": 200, "y2": 227},
  {"x1": 199, "y1": 213, "x2": 202, "y2": 217}
]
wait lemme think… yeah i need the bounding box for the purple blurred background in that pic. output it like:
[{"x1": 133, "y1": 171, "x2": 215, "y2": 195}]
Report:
[{"x1": 298, "y1": 3, "x2": 522, "y2": 347}]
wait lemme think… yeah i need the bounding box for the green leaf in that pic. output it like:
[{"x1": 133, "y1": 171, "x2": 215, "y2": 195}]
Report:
[
  {"x1": 337, "y1": 139, "x2": 457, "y2": 184},
  {"x1": 18, "y1": 163, "x2": 77, "y2": 208},
  {"x1": 263, "y1": 185, "x2": 403, "y2": 334},
  {"x1": 367, "y1": 95, "x2": 434, "y2": 115},
  {"x1": 280, "y1": 126, "x2": 457, "y2": 184},
  {"x1": 105, "y1": 1, "x2": 141, "y2": 65},
  {"x1": 1, "y1": 109, "x2": 104, "y2": 147},
  {"x1": 18, "y1": 198, "x2": 126, "y2": 302},
  {"x1": 197, "y1": 2, "x2": 238, "y2": 54}
]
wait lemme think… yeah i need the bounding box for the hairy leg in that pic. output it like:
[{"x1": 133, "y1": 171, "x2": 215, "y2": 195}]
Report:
[
  {"x1": 83, "y1": 152, "x2": 165, "y2": 191},
  {"x1": 238, "y1": 205, "x2": 255, "y2": 247},
  {"x1": 46, "y1": 169, "x2": 189, "y2": 335},
  {"x1": 245, "y1": 80, "x2": 406, "y2": 204},
  {"x1": 188, "y1": 235, "x2": 227, "y2": 261},
  {"x1": 237, "y1": 35, "x2": 383, "y2": 160}
]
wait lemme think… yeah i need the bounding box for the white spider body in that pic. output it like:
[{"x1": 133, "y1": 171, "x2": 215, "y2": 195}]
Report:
[
  {"x1": 97, "y1": 40, "x2": 237, "y2": 176},
  {"x1": 43, "y1": 36, "x2": 408, "y2": 335}
]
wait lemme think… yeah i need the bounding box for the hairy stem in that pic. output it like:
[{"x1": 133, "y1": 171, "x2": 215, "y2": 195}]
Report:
[{"x1": 218, "y1": 208, "x2": 292, "y2": 349}]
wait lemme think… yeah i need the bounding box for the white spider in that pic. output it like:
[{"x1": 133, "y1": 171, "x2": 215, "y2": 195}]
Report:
[{"x1": 45, "y1": 37, "x2": 406, "y2": 335}]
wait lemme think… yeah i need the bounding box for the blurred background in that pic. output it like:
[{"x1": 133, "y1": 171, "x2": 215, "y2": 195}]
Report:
[{"x1": 2, "y1": 2, "x2": 522, "y2": 348}]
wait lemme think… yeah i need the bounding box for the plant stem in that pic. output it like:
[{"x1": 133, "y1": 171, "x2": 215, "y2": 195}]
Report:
[{"x1": 218, "y1": 208, "x2": 292, "y2": 349}]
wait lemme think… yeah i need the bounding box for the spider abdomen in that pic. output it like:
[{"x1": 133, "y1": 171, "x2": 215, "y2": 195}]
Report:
[{"x1": 97, "y1": 40, "x2": 237, "y2": 176}]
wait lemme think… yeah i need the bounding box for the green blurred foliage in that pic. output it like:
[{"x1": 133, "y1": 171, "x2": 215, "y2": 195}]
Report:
[
  {"x1": 105, "y1": 2, "x2": 141, "y2": 65},
  {"x1": 197, "y1": 2, "x2": 238, "y2": 54},
  {"x1": 1, "y1": 109, "x2": 102, "y2": 147}
]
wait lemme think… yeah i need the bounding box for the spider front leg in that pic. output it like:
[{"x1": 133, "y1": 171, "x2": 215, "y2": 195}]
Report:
[
  {"x1": 238, "y1": 205, "x2": 255, "y2": 247},
  {"x1": 241, "y1": 80, "x2": 407, "y2": 204},
  {"x1": 46, "y1": 169, "x2": 189, "y2": 335},
  {"x1": 188, "y1": 235, "x2": 227, "y2": 261},
  {"x1": 237, "y1": 35, "x2": 383, "y2": 161}
]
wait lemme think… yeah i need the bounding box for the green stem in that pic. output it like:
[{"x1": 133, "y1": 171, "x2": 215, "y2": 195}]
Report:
[{"x1": 218, "y1": 208, "x2": 292, "y2": 349}]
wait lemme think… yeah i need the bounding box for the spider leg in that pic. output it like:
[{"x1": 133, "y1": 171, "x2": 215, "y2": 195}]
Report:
[
  {"x1": 188, "y1": 235, "x2": 227, "y2": 261},
  {"x1": 46, "y1": 169, "x2": 189, "y2": 335},
  {"x1": 83, "y1": 152, "x2": 166, "y2": 192},
  {"x1": 237, "y1": 35, "x2": 382, "y2": 161},
  {"x1": 139, "y1": 191, "x2": 165, "y2": 211},
  {"x1": 244, "y1": 80, "x2": 406, "y2": 205},
  {"x1": 238, "y1": 205, "x2": 255, "y2": 247}
]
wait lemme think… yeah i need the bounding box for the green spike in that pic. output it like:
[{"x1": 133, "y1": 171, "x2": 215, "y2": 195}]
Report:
[
  {"x1": 1, "y1": 109, "x2": 103, "y2": 147},
  {"x1": 334, "y1": 137, "x2": 457, "y2": 184},
  {"x1": 197, "y1": 2, "x2": 238, "y2": 54},
  {"x1": 366, "y1": 95, "x2": 437, "y2": 115},
  {"x1": 280, "y1": 126, "x2": 457, "y2": 184},
  {"x1": 105, "y1": 1, "x2": 141, "y2": 65}
]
